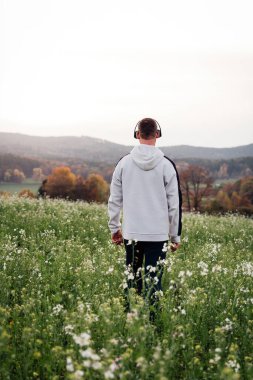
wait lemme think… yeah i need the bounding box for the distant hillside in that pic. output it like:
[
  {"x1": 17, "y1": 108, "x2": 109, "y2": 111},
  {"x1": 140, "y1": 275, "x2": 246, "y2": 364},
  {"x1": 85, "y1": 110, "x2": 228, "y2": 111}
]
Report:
[
  {"x1": 160, "y1": 144, "x2": 253, "y2": 160},
  {"x1": 0, "y1": 132, "x2": 252, "y2": 162}
]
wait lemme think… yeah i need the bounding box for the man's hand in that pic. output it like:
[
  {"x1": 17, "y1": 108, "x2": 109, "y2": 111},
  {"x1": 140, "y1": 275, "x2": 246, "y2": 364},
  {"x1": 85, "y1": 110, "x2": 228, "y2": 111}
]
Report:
[
  {"x1": 112, "y1": 230, "x2": 123, "y2": 245},
  {"x1": 170, "y1": 242, "x2": 180, "y2": 252}
]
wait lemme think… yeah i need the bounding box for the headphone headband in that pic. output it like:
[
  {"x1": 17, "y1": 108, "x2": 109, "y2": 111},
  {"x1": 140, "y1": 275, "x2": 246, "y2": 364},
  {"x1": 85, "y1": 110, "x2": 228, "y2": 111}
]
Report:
[{"x1": 134, "y1": 118, "x2": 162, "y2": 139}]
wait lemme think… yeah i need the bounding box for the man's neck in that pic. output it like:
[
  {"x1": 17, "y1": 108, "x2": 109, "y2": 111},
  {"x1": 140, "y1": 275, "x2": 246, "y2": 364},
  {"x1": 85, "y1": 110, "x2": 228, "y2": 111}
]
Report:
[{"x1": 139, "y1": 138, "x2": 156, "y2": 146}]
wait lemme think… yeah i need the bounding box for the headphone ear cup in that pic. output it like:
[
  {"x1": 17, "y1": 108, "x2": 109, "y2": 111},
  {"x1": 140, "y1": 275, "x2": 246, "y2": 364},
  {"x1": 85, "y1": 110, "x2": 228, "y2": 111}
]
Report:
[
  {"x1": 134, "y1": 122, "x2": 140, "y2": 139},
  {"x1": 156, "y1": 129, "x2": 162, "y2": 138}
]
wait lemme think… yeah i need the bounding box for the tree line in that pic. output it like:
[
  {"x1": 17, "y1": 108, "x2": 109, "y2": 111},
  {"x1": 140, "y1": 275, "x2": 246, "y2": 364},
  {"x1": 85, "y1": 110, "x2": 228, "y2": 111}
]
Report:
[
  {"x1": 2, "y1": 164, "x2": 250, "y2": 216},
  {"x1": 0, "y1": 153, "x2": 252, "y2": 184},
  {"x1": 38, "y1": 167, "x2": 109, "y2": 203},
  {"x1": 1, "y1": 154, "x2": 252, "y2": 214},
  {"x1": 180, "y1": 165, "x2": 253, "y2": 215}
]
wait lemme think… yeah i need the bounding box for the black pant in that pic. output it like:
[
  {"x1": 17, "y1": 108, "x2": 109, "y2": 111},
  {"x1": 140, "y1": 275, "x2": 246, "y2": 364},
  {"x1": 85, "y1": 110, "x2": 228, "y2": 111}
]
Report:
[{"x1": 124, "y1": 239, "x2": 167, "y2": 305}]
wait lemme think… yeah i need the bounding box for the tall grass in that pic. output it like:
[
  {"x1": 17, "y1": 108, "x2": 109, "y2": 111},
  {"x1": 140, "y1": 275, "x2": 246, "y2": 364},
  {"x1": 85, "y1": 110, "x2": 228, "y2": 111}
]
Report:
[{"x1": 0, "y1": 196, "x2": 252, "y2": 379}]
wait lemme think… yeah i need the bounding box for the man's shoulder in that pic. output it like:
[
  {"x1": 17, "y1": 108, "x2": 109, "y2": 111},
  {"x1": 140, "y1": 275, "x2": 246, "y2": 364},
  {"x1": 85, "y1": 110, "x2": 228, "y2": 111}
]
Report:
[
  {"x1": 115, "y1": 153, "x2": 131, "y2": 167},
  {"x1": 163, "y1": 156, "x2": 182, "y2": 182},
  {"x1": 163, "y1": 156, "x2": 177, "y2": 168}
]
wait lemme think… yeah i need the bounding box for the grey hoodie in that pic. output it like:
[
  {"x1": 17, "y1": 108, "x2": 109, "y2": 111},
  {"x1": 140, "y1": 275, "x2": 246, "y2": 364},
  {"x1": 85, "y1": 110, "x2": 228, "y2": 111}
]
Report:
[{"x1": 108, "y1": 144, "x2": 182, "y2": 243}]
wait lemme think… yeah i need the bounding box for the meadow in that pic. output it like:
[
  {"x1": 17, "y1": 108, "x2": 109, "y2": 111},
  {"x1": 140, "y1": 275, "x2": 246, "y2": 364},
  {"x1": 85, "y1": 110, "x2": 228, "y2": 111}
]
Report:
[
  {"x1": 0, "y1": 179, "x2": 40, "y2": 196},
  {"x1": 0, "y1": 196, "x2": 252, "y2": 380}
]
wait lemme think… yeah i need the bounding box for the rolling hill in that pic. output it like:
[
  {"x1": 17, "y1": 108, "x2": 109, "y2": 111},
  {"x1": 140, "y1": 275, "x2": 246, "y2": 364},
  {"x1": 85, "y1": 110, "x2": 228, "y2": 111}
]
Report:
[{"x1": 0, "y1": 132, "x2": 252, "y2": 163}]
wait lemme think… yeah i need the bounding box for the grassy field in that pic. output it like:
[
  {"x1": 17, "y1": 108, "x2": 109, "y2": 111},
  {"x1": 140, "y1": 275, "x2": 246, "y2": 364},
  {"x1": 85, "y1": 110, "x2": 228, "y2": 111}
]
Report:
[
  {"x1": 0, "y1": 197, "x2": 252, "y2": 380},
  {"x1": 0, "y1": 179, "x2": 41, "y2": 195}
]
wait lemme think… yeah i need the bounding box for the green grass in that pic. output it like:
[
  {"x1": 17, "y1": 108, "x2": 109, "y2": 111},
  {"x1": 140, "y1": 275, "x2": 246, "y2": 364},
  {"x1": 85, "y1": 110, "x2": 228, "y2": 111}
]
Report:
[
  {"x1": 0, "y1": 179, "x2": 41, "y2": 195},
  {"x1": 0, "y1": 196, "x2": 252, "y2": 379}
]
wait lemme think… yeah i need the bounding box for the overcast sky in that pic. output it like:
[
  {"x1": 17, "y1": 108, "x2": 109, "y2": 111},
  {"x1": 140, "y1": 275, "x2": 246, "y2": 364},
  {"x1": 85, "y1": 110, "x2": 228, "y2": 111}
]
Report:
[{"x1": 0, "y1": 0, "x2": 253, "y2": 147}]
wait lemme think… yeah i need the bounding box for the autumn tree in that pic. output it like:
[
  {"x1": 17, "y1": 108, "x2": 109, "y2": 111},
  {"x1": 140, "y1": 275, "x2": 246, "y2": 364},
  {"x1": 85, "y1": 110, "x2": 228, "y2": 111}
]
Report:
[
  {"x1": 180, "y1": 165, "x2": 213, "y2": 211},
  {"x1": 239, "y1": 177, "x2": 253, "y2": 205},
  {"x1": 209, "y1": 190, "x2": 233, "y2": 212},
  {"x1": 4, "y1": 169, "x2": 26, "y2": 183},
  {"x1": 44, "y1": 166, "x2": 76, "y2": 198},
  {"x1": 73, "y1": 175, "x2": 86, "y2": 201},
  {"x1": 19, "y1": 189, "x2": 35, "y2": 198},
  {"x1": 32, "y1": 168, "x2": 45, "y2": 181},
  {"x1": 207, "y1": 176, "x2": 253, "y2": 215},
  {"x1": 83, "y1": 173, "x2": 109, "y2": 203}
]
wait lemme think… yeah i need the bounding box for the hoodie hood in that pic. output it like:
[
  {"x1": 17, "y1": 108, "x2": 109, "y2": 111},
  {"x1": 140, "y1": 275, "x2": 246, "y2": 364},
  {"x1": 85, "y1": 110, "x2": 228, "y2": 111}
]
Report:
[{"x1": 130, "y1": 145, "x2": 164, "y2": 171}]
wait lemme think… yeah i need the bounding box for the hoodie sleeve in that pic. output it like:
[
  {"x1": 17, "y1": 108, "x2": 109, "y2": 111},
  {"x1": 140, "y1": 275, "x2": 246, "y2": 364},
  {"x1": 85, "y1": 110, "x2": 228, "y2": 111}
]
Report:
[
  {"x1": 164, "y1": 162, "x2": 182, "y2": 243},
  {"x1": 108, "y1": 162, "x2": 123, "y2": 234}
]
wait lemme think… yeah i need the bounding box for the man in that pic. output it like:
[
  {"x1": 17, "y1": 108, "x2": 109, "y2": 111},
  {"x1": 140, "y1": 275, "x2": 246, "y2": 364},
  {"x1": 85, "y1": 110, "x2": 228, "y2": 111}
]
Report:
[{"x1": 108, "y1": 118, "x2": 182, "y2": 309}]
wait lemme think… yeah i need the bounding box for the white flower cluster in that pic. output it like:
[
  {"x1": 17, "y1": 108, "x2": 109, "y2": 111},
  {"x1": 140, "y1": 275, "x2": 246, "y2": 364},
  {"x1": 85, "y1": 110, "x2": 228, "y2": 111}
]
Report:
[
  {"x1": 209, "y1": 347, "x2": 222, "y2": 365},
  {"x1": 126, "y1": 239, "x2": 138, "y2": 245},
  {"x1": 241, "y1": 261, "x2": 253, "y2": 277},
  {"x1": 52, "y1": 304, "x2": 64, "y2": 316},
  {"x1": 173, "y1": 305, "x2": 186, "y2": 315},
  {"x1": 146, "y1": 265, "x2": 157, "y2": 273},
  {"x1": 64, "y1": 324, "x2": 74, "y2": 335},
  {"x1": 126, "y1": 309, "x2": 139, "y2": 323},
  {"x1": 124, "y1": 266, "x2": 134, "y2": 281},
  {"x1": 104, "y1": 362, "x2": 119, "y2": 379},
  {"x1": 162, "y1": 242, "x2": 168, "y2": 253},
  {"x1": 226, "y1": 359, "x2": 240, "y2": 372},
  {"x1": 178, "y1": 270, "x2": 193, "y2": 283},
  {"x1": 73, "y1": 332, "x2": 91, "y2": 347},
  {"x1": 221, "y1": 318, "x2": 233, "y2": 332},
  {"x1": 197, "y1": 261, "x2": 209, "y2": 276}
]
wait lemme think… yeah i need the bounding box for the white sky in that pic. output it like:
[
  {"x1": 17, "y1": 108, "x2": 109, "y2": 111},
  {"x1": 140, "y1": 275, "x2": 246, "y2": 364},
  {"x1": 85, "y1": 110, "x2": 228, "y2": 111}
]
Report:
[{"x1": 0, "y1": 0, "x2": 253, "y2": 147}]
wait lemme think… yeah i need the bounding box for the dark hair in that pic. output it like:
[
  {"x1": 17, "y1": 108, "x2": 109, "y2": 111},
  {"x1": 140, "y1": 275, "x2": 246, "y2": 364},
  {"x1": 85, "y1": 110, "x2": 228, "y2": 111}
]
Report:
[{"x1": 138, "y1": 118, "x2": 157, "y2": 139}]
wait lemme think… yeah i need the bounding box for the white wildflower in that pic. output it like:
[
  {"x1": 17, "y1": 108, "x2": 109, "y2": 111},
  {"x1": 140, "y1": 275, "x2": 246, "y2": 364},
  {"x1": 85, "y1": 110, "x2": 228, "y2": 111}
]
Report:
[
  {"x1": 162, "y1": 242, "x2": 168, "y2": 252},
  {"x1": 52, "y1": 304, "x2": 64, "y2": 315},
  {"x1": 92, "y1": 361, "x2": 102, "y2": 370},
  {"x1": 73, "y1": 332, "x2": 91, "y2": 347},
  {"x1": 64, "y1": 324, "x2": 74, "y2": 335},
  {"x1": 121, "y1": 280, "x2": 128, "y2": 289},
  {"x1": 77, "y1": 303, "x2": 84, "y2": 312},
  {"x1": 80, "y1": 348, "x2": 100, "y2": 361},
  {"x1": 197, "y1": 261, "x2": 209, "y2": 276},
  {"x1": 221, "y1": 318, "x2": 233, "y2": 332},
  {"x1": 147, "y1": 265, "x2": 156, "y2": 273},
  {"x1": 104, "y1": 370, "x2": 114, "y2": 379},
  {"x1": 83, "y1": 360, "x2": 92, "y2": 368},
  {"x1": 154, "y1": 290, "x2": 164, "y2": 298},
  {"x1": 72, "y1": 370, "x2": 84, "y2": 379},
  {"x1": 110, "y1": 338, "x2": 119, "y2": 345},
  {"x1": 241, "y1": 261, "x2": 253, "y2": 277},
  {"x1": 226, "y1": 359, "x2": 240, "y2": 372},
  {"x1": 66, "y1": 357, "x2": 74, "y2": 372},
  {"x1": 212, "y1": 264, "x2": 222, "y2": 273},
  {"x1": 126, "y1": 309, "x2": 138, "y2": 322},
  {"x1": 136, "y1": 267, "x2": 142, "y2": 277}
]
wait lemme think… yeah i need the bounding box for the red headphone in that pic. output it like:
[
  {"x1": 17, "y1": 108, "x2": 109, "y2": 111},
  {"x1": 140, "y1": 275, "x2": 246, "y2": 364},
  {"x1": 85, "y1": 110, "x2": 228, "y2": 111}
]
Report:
[{"x1": 134, "y1": 118, "x2": 162, "y2": 139}]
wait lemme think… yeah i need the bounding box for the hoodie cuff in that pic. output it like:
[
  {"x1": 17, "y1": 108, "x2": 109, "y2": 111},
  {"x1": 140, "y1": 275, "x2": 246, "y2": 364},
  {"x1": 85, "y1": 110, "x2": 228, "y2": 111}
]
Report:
[
  {"x1": 171, "y1": 236, "x2": 181, "y2": 243},
  {"x1": 110, "y1": 227, "x2": 120, "y2": 235}
]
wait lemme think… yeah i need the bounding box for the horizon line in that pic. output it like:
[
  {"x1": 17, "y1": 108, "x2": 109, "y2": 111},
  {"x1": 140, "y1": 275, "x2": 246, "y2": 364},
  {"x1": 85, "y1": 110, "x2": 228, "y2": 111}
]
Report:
[{"x1": 0, "y1": 130, "x2": 252, "y2": 150}]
